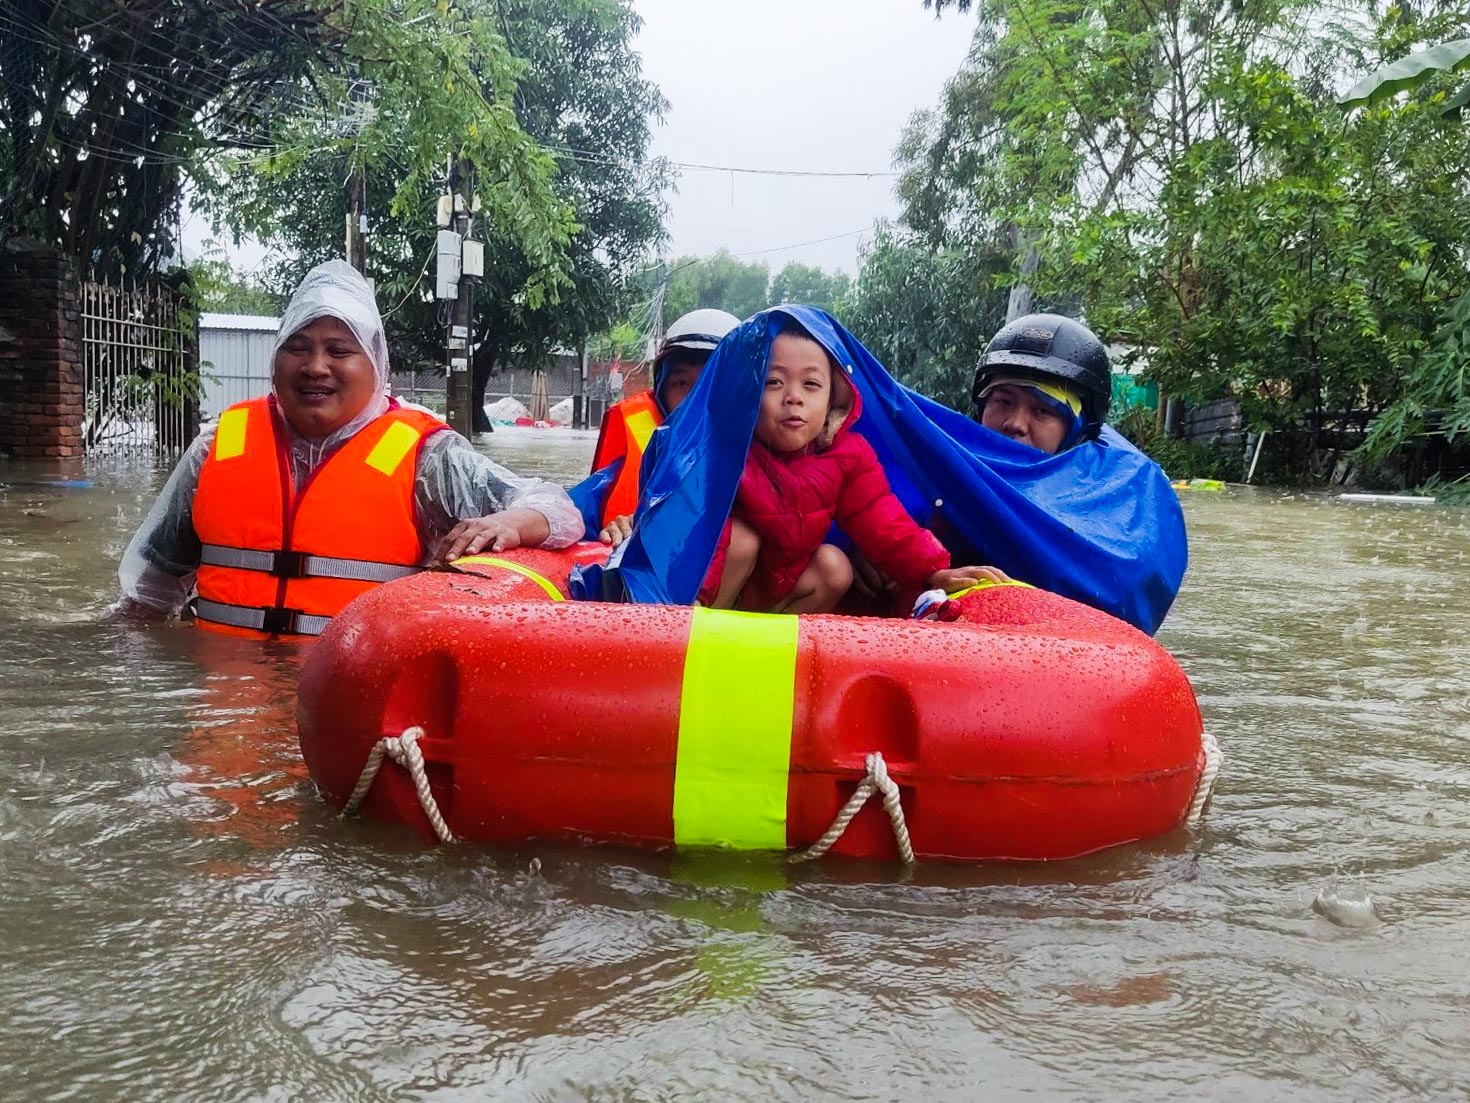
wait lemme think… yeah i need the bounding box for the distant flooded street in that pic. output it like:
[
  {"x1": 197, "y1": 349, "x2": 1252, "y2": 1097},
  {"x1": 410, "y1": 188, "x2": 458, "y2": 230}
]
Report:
[{"x1": 2, "y1": 431, "x2": 1467, "y2": 1099}]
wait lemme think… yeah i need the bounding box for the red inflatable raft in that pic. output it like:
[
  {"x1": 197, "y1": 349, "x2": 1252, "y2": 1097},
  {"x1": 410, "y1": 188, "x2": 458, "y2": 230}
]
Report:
[{"x1": 297, "y1": 546, "x2": 1215, "y2": 862}]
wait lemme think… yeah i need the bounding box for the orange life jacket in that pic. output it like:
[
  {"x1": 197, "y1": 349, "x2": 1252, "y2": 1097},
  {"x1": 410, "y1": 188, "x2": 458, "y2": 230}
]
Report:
[
  {"x1": 590, "y1": 390, "x2": 662, "y2": 526},
  {"x1": 191, "y1": 397, "x2": 448, "y2": 637}
]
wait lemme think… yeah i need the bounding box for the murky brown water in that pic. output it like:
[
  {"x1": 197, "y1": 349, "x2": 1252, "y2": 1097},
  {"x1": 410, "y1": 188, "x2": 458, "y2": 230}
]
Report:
[{"x1": 2, "y1": 434, "x2": 1468, "y2": 1099}]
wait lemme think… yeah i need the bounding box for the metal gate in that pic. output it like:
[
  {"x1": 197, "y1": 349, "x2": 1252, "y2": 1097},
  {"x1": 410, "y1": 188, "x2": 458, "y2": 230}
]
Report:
[{"x1": 81, "y1": 277, "x2": 198, "y2": 456}]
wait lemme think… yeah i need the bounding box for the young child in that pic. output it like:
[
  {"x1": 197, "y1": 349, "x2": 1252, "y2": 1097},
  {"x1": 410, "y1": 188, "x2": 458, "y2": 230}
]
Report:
[{"x1": 699, "y1": 322, "x2": 1006, "y2": 613}]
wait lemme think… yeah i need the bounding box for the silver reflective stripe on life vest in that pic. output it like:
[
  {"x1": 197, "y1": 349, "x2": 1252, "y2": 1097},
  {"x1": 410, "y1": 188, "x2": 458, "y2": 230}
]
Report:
[
  {"x1": 193, "y1": 598, "x2": 332, "y2": 636},
  {"x1": 200, "y1": 544, "x2": 420, "y2": 583}
]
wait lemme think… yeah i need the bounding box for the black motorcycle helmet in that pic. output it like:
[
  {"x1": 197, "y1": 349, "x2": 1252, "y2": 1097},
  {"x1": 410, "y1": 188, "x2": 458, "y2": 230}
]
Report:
[{"x1": 970, "y1": 313, "x2": 1111, "y2": 429}]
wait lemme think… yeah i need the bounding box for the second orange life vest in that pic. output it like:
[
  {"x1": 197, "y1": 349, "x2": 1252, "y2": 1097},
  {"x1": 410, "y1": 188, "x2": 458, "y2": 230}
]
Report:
[{"x1": 590, "y1": 390, "x2": 662, "y2": 526}]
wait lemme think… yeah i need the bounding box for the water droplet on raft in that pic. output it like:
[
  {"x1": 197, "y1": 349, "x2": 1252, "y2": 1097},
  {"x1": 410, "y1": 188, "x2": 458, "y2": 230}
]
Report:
[{"x1": 1313, "y1": 885, "x2": 1379, "y2": 928}]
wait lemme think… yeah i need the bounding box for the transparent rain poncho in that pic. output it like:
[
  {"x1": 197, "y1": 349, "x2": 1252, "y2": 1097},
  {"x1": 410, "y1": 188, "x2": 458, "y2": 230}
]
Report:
[{"x1": 117, "y1": 260, "x2": 583, "y2": 615}]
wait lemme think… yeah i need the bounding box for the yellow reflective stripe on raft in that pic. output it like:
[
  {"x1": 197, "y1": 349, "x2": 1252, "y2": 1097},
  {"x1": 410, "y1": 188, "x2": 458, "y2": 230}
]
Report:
[
  {"x1": 451, "y1": 555, "x2": 565, "y2": 600},
  {"x1": 214, "y1": 407, "x2": 248, "y2": 461},
  {"x1": 673, "y1": 608, "x2": 799, "y2": 850},
  {"x1": 364, "y1": 420, "x2": 422, "y2": 476},
  {"x1": 945, "y1": 578, "x2": 1035, "y2": 600},
  {"x1": 625, "y1": 407, "x2": 658, "y2": 451}
]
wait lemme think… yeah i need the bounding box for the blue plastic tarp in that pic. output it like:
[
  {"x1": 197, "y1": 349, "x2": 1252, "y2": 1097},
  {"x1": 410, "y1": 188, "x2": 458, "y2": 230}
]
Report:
[
  {"x1": 567, "y1": 459, "x2": 620, "y2": 536},
  {"x1": 576, "y1": 306, "x2": 1186, "y2": 634}
]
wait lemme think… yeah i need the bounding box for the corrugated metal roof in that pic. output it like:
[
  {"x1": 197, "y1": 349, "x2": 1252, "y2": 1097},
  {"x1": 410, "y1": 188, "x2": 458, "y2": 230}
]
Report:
[{"x1": 201, "y1": 312, "x2": 280, "y2": 332}]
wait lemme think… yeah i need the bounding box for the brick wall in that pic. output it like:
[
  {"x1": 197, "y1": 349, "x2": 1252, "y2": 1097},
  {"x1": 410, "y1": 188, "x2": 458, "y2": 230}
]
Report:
[{"x1": 0, "y1": 240, "x2": 84, "y2": 460}]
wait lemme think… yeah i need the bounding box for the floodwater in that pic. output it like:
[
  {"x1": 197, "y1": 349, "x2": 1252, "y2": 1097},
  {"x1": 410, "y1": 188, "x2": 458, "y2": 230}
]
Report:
[{"x1": 2, "y1": 431, "x2": 1467, "y2": 1100}]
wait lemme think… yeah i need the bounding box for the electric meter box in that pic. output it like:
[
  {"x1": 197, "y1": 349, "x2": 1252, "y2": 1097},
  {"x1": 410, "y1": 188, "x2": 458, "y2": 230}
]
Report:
[
  {"x1": 435, "y1": 230, "x2": 462, "y2": 300},
  {"x1": 462, "y1": 239, "x2": 485, "y2": 279}
]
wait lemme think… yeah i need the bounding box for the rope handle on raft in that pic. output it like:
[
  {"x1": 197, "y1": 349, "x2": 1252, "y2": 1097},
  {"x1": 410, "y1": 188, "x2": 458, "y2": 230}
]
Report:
[
  {"x1": 341, "y1": 726, "x2": 457, "y2": 844},
  {"x1": 791, "y1": 751, "x2": 916, "y2": 865},
  {"x1": 336, "y1": 732, "x2": 1213, "y2": 858},
  {"x1": 1185, "y1": 731, "x2": 1222, "y2": 830}
]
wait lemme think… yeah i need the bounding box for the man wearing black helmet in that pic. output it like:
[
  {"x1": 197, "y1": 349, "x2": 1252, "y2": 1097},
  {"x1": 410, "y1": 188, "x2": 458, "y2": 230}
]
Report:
[
  {"x1": 969, "y1": 313, "x2": 1112, "y2": 454},
  {"x1": 850, "y1": 310, "x2": 1184, "y2": 630}
]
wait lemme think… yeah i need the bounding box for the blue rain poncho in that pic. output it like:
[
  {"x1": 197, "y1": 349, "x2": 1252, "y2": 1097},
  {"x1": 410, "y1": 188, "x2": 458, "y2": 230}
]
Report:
[{"x1": 576, "y1": 306, "x2": 1186, "y2": 634}]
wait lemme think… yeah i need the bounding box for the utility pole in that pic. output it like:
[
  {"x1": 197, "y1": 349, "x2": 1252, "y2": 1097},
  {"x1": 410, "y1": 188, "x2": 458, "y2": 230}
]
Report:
[
  {"x1": 445, "y1": 157, "x2": 477, "y2": 438},
  {"x1": 345, "y1": 162, "x2": 367, "y2": 272},
  {"x1": 1006, "y1": 228, "x2": 1038, "y2": 322},
  {"x1": 343, "y1": 75, "x2": 371, "y2": 274}
]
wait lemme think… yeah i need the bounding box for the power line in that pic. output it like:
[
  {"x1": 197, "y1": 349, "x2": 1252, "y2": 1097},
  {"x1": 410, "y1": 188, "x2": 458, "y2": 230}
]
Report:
[
  {"x1": 2, "y1": 14, "x2": 899, "y2": 184},
  {"x1": 548, "y1": 143, "x2": 899, "y2": 180},
  {"x1": 670, "y1": 160, "x2": 898, "y2": 179},
  {"x1": 732, "y1": 228, "x2": 871, "y2": 257}
]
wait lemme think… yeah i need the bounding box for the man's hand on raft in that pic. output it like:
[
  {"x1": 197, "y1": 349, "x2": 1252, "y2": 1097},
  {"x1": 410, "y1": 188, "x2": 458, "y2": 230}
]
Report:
[
  {"x1": 599, "y1": 514, "x2": 634, "y2": 547},
  {"x1": 929, "y1": 565, "x2": 1011, "y2": 592},
  {"x1": 435, "y1": 508, "x2": 551, "y2": 564}
]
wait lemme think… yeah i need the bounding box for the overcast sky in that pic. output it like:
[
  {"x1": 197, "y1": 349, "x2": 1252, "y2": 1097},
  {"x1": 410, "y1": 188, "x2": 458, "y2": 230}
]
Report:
[
  {"x1": 632, "y1": 0, "x2": 977, "y2": 274},
  {"x1": 186, "y1": 2, "x2": 978, "y2": 279}
]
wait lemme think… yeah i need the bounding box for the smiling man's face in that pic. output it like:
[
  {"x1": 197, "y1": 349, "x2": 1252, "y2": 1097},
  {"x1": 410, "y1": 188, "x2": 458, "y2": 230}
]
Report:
[{"x1": 271, "y1": 317, "x2": 377, "y2": 439}]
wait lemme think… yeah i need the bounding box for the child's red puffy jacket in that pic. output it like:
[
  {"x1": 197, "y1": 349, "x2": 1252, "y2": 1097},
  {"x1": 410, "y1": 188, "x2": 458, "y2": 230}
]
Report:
[{"x1": 700, "y1": 371, "x2": 948, "y2": 609}]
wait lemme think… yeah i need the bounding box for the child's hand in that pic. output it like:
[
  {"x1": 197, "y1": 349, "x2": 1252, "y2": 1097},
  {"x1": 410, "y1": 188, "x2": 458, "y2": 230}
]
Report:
[
  {"x1": 599, "y1": 514, "x2": 633, "y2": 547},
  {"x1": 928, "y1": 565, "x2": 1011, "y2": 593}
]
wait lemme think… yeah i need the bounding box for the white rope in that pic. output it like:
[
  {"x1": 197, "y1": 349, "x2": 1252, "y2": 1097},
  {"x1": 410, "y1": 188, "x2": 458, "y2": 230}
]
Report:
[
  {"x1": 341, "y1": 726, "x2": 457, "y2": 844},
  {"x1": 791, "y1": 751, "x2": 916, "y2": 865},
  {"x1": 1185, "y1": 730, "x2": 1222, "y2": 829}
]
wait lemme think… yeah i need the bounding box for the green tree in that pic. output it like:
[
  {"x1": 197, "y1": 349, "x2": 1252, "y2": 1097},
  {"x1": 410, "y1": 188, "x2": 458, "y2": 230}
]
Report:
[
  {"x1": 462, "y1": 0, "x2": 668, "y2": 430},
  {"x1": 0, "y1": 0, "x2": 330, "y2": 275},
  {"x1": 588, "y1": 320, "x2": 643, "y2": 361},
  {"x1": 206, "y1": 0, "x2": 663, "y2": 432},
  {"x1": 844, "y1": 221, "x2": 1011, "y2": 408},
  {"x1": 3, "y1": 0, "x2": 574, "y2": 293},
  {"x1": 768, "y1": 263, "x2": 852, "y2": 314},
  {"x1": 1341, "y1": 37, "x2": 1470, "y2": 118},
  {"x1": 900, "y1": 0, "x2": 1470, "y2": 475},
  {"x1": 189, "y1": 248, "x2": 283, "y2": 315},
  {"x1": 662, "y1": 250, "x2": 771, "y2": 322}
]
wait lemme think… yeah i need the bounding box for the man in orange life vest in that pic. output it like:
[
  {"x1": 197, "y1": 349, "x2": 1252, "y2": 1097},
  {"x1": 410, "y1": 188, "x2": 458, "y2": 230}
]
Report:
[
  {"x1": 568, "y1": 309, "x2": 740, "y2": 544},
  {"x1": 112, "y1": 261, "x2": 584, "y2": 637}
]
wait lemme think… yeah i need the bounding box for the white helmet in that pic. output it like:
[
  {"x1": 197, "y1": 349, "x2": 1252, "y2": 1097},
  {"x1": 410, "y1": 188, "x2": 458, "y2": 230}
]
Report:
[{"x1": 656, "y1": 309, "x2": 740, "y2": 362}]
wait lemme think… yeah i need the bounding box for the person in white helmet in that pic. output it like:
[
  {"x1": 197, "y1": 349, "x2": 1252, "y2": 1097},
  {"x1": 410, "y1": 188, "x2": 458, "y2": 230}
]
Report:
[{"x1": 569, "y1": 308, "x2": 740, "y2": 543}]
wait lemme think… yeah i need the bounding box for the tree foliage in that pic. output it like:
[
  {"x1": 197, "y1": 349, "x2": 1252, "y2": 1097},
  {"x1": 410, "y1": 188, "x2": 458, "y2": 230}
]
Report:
[
  {"x1": 656, "y1": 251, "x2": 853, "y2": 326},
  {"x1": 0, "y1": 0, "x2": 330, "y2": 275},
  {"x1": 768, "y1": 262, "x2": 851, "y2": 314},
  {"x1": 890, "y1": 0, "x2": 1470, "y2": 472},
  {"x1": 189, "y1": 246, "x2": 282, "y2": 315},
  {"x1": 1, "y1": 0, "x2": 576, "y2": 292},
  {"x1": 1341, "y1": 36, "x2": 1470, "y2": 116},
  {"x1": 843, "y1": 221, "x2": 1010, "y2": 408},
  {"x1": 205, "y1": 0, "x2": 663, "y2": 431},
  {"x1": 661, "y1": 250, "x2": 773, "y2": 322}
]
